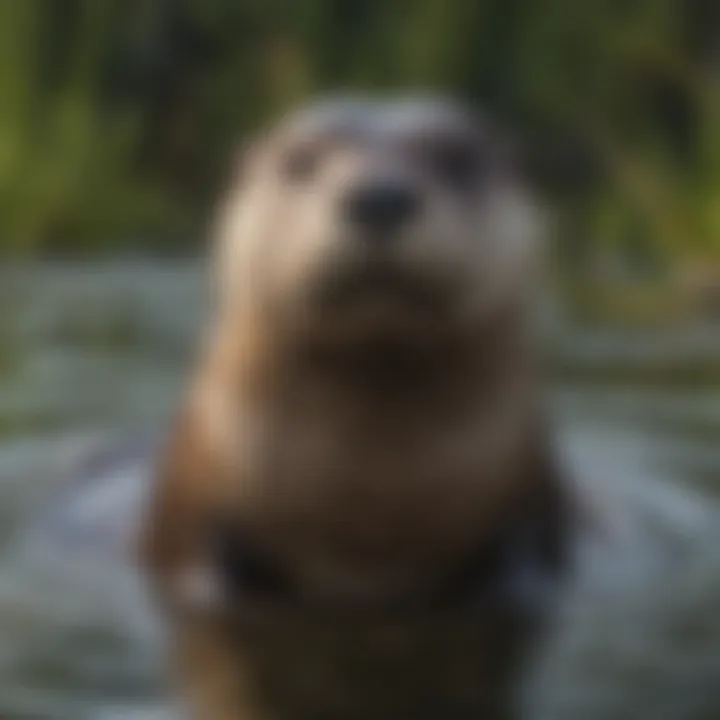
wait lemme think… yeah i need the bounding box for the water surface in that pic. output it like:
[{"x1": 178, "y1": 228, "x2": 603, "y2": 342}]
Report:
[{"x1": 1, "y1": 262, "x2": 719, "y2": 719}]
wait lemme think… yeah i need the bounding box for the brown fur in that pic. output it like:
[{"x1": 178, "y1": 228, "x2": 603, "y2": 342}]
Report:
[{"x1": 140, "y1": 97, "x2": 570, "y2": 720}]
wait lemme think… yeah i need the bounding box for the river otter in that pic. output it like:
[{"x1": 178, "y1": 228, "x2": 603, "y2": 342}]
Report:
[{"x1": 140, "y1": 96, "x2": 571, "y2": 720}]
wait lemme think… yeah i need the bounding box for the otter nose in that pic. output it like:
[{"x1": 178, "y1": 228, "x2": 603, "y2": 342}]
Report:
[{"x1": 344, "y1": 180, "x2": 421, "y2": 233}]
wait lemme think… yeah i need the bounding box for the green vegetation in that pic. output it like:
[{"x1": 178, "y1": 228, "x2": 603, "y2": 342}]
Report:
[{"x1": 0, "y1": 0, "x2": 718, "y2": 280}]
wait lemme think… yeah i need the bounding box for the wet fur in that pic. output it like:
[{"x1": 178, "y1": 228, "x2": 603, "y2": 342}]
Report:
[{"x1": 140, "y1": 97, "x2": 570, "y2": 720}]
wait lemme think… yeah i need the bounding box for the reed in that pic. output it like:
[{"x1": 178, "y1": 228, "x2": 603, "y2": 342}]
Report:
[{"x1": 0, "y1": 0, "x2": 718, "y2": 272}]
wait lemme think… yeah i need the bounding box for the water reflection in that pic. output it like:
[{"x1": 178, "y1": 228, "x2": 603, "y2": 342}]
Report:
[{"x1": 1, "y1": 262, "x2": 719, "y2": 719}]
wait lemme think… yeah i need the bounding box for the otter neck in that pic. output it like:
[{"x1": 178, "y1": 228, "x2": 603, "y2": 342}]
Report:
[
  {"x1": 190, "y1": 306, "x2": 559, "y2": 599},
  {"x1": 206, "y1": 305, "x2": 537, "y2": 422}
]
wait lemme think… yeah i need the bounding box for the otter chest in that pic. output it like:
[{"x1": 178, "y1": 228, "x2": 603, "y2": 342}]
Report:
[{"x1": 228, "y1": 399, "x2": 524, "y2": 576}]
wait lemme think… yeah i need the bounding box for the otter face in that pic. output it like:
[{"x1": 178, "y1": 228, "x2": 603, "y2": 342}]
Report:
[{"x1": 215, "y1": 96, "x2": 543, "y2": 340}]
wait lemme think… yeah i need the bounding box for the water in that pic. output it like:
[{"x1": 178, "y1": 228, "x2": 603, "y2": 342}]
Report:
[{"x1": 1, "y1": 261, "x2": 719, "y2": 719}]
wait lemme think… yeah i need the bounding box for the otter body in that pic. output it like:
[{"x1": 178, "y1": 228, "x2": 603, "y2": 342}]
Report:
[
  {"x1": 141, "y1": 96, "x2": 569, "y2": 719},
  {"x1": 178, "y1": 603, "x2": 544, "y2": 720}
]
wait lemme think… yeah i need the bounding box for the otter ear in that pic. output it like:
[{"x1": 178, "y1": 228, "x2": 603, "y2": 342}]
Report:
[
  {"x1": 486, "y1": 123, "x2": 539, "y2": 193},
  {"x1": 496, "y1": 131, "x2": 529, "y2": 181},
  {"x1": 464, "y1": 104, "x2": 525, "y2": 180},
  {"x1": 228, "y1": 139, "x2": 257, "y2": 188},
  {"x1": 228, "y1": 133, "x2": 269, "y2": 189}
]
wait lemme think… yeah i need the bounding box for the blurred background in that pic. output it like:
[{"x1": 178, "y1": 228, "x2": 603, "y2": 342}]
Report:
[
  {"x1": 1, "y1": 0, "x2": 720, "y2": 295},
  {"x1": 1, "y1": 1, "x2": 720, "y2": 718}
]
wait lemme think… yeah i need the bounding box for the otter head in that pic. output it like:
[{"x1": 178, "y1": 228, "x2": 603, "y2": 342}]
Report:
[{"x1": 214, "y1": 96, "x2": 543, "y2": 348}]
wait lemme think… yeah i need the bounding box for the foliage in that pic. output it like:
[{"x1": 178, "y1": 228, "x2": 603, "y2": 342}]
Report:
[{"x1": 0, "y1": 0, "x2": 718, "y2": 265}]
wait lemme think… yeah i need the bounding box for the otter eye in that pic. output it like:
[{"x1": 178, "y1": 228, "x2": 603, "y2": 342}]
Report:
[
  {"x1": 431, "y1": 141, "x2": 482, "y2": 191},
  {"x1": 282, "y1": 144, "x2": 320, "y2": 183}
]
